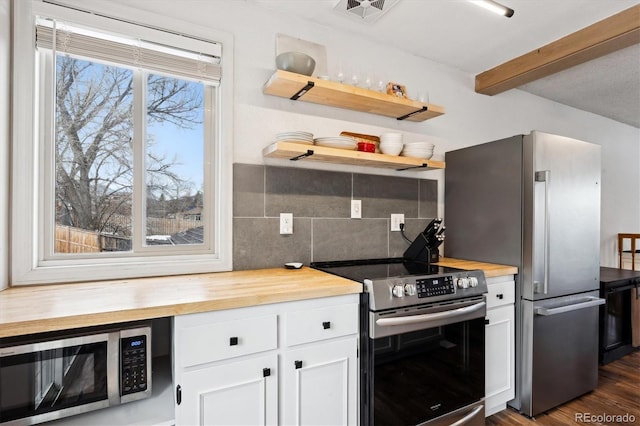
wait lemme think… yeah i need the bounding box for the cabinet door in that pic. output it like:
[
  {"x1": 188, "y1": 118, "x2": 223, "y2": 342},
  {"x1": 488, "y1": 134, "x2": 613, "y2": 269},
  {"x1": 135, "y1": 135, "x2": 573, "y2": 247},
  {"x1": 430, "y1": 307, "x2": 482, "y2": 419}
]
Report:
[
  {"x1": 175, "y1": 354, "x2": 277, "y2": 426},
  {"x1": 282, "y1": 337, "x2": 358, "y2": 426},
  {"x1": 485, "y1": 305, "x2": 515, "y2": 416}
]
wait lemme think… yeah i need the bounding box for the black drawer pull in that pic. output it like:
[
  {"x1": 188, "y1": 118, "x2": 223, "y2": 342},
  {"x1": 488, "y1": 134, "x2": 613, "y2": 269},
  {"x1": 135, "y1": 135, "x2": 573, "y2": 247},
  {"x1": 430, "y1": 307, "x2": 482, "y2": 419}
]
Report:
[
  {"x1": 229, "y1": 336, "x2": 238, "y2": 346},
  {"x1": 322, "y1": 321, "x2": 331, "y2": 329},
  {"x1": 176, "y1": 385, "x2": 182, "y2": 405},
  {"x1": 295, "y1": 360, "x2": 303, "y2": 369},
  {"x1": 263, "y1": 368, "x2": 271, "y2": 377},
  {"x1": 496, "y1": 294, "x2": 504, "y2": 299}
]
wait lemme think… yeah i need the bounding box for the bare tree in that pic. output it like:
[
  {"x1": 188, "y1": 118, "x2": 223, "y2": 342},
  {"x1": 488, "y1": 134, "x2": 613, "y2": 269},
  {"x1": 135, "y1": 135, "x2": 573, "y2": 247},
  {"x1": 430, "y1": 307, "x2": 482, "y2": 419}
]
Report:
[{"x1": 55, "y1": 56, "x2": 202, "y2": 236}]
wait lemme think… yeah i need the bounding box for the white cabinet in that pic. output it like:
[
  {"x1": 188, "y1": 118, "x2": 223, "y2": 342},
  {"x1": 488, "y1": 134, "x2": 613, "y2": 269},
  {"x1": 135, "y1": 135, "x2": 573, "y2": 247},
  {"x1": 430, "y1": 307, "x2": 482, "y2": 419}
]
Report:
[
  {"x1": 281, "y1": 338, "x2": 357, "y2": 426},
  {"x1": 281, "y1": 303, "x2": 359, "y2": 425},
  {"x1": 485, "y1": 275, "x2": 515, "y2": 417},
  {"x1": 173, "y1": 294, "x2": 359, "y2": 426},
  {"x1": 178, "y1": 355, "x2": 278, "y2": 426}
]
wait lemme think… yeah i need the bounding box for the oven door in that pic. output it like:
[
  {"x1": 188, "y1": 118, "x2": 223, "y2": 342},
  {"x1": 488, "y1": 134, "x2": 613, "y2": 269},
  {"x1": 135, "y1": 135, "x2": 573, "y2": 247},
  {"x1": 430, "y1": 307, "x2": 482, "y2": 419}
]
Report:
[
  {"x1": 365, "y1": 297, "x2": 486, "y2": 426},
  {"x1": 0, "y1": 333, "x2": 117, "y2": 425}
]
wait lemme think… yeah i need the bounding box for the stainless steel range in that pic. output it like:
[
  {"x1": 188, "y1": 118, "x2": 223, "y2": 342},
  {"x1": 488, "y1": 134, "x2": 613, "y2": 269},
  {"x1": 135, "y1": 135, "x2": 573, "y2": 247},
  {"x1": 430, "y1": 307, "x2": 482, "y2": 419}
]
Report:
[{"x1": 312, "y1": 257, "x2": 488, "y2": 426}]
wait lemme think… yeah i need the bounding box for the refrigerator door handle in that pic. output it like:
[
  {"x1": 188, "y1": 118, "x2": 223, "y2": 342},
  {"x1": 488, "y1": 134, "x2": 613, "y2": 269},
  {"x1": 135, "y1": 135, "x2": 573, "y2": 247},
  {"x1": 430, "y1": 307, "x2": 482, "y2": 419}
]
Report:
[
  {"x1": 534, "y1": 296, "x2": 605, "y2": 316},
  {"x1": 534, "y1": 170, "x2": 551, "y2": 294}
]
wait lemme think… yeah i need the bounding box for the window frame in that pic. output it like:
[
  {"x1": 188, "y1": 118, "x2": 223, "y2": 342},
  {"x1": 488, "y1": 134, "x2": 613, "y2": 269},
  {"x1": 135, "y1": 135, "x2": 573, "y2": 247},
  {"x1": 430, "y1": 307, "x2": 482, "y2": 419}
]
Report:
[{"x1": 11, "y1": 0, "x2": 234, "y2": 285}]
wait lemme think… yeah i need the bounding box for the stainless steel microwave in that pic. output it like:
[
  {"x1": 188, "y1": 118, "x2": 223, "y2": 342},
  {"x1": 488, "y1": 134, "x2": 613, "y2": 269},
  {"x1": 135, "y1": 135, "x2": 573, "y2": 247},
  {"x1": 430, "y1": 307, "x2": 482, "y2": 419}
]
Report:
[{"x1": 0, "y1": 324, "x2": 151, "y2": 425}]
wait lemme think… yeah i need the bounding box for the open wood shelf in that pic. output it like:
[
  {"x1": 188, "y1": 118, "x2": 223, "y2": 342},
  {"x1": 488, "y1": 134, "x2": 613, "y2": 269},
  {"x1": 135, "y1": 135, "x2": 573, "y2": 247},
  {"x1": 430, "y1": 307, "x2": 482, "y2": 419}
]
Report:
[
  {"x1": 263, "y1": 141, "x2": 445, "y2": 171},
  {"x1": 263, "y1": 70, "x2": 445, "y2": 122}
]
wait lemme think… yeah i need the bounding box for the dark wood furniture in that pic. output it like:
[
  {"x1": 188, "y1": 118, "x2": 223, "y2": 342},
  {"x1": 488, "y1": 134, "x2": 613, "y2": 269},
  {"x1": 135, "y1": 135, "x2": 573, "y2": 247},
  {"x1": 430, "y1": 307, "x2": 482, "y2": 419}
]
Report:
[{"x1": 599, "y1": 266, "x2": 640, "y2": 364}]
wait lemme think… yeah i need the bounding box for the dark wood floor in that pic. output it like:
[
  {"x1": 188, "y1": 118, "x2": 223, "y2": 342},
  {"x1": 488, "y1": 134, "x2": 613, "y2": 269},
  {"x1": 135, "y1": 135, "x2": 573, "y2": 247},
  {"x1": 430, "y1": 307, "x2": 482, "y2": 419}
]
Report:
[{"x1": 486, "y1": 350, "x2": 640, "y2": 426}]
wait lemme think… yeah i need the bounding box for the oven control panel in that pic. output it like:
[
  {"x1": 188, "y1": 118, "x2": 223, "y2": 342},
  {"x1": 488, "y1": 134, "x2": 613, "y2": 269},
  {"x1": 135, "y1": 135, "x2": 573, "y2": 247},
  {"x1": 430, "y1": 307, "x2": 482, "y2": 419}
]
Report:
[
  {"x1": 417, "y1": 275, "x2": 455, "y2": 298},
  {"x1": 366, "y1": 270, "x2": 487, "y2": 311}
]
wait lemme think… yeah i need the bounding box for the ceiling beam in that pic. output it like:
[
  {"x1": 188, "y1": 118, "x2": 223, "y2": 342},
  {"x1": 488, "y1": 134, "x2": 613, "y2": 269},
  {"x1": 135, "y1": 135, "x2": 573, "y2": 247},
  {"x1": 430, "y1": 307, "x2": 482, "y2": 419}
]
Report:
[{"x1": 475, "y1": 4, "x2": 640, "y2": 95}]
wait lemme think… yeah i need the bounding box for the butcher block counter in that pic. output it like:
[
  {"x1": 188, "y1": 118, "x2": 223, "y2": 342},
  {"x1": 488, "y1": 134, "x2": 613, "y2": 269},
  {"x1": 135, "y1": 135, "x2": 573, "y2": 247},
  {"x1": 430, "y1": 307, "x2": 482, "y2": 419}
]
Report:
[
  {"x1": 434, "y1": 257, "x2": 518, "y2": 278},
  {"x1": 0, "y1": 258, "x2": 517, "y2": 339},
  {"x1": 0, "y1": 267, "x2": 360, "y2": 338}
]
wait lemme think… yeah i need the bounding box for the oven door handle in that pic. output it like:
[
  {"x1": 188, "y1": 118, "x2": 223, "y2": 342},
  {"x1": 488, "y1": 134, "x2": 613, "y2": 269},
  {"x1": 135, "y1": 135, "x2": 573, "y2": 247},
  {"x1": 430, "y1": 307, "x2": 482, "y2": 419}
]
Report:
[
  {"x1": 375, "y1": 301, "x2": 486, "y2": 327},
  {"x1": 449, "y1": 405, "x2": 484, "y2": 426}
]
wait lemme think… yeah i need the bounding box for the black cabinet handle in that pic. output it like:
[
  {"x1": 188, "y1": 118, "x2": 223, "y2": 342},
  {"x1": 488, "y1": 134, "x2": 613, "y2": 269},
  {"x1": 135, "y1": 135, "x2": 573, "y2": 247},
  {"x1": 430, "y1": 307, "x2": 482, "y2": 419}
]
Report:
[
  {"x1": 485, "y1": 319, "x2": 490, "y2": 325},
  {"x1": 496, "y1": 294, "x2": 504, "y2": 299},
  {"x1": 176, "y1": 385, "x2": 182, "y2": 405},
  {"x1": 230, "y1": 336, "x2": 238, "y2": 346},
  {"x1": 295, "y1": 360, "x2": 303, "y2": 369},
  {"x1": 322, "y1": 321, "x2": 331, "y2": 329},
  {"x1": 263, "y1": 368, "x2": 271, "y2": 377}
]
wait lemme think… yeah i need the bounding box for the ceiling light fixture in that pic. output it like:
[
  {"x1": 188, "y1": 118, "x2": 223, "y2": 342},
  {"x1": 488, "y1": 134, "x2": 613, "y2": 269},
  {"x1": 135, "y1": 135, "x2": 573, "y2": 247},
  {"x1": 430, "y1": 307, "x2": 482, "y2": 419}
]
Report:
[
  {"x1": 469, "y1": 0, "x2": 515, "y2": 18},
  {"x1": 334, "y1": 0, "x2": 400, "y2": 23}
]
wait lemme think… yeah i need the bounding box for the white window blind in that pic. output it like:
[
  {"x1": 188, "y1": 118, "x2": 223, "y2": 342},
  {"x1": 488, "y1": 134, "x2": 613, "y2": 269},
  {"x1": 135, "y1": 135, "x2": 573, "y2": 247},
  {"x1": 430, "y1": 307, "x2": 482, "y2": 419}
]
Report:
[{"x1": 36, "y1": 18, "x2": 221, "y2": 83}]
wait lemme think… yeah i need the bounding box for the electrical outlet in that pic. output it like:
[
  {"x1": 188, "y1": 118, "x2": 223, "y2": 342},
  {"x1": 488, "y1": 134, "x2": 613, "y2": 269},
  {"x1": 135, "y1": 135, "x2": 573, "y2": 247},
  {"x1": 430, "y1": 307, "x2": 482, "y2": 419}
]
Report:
[
  {"x1": 351, "y1": 200, "x2": 362, "y2": 219},
  {"x1": 391, "y1": 214, "x2": 404, "y2": 232},
  {"x1": 280, "y1": 213, "x2": 293, "y2": 234}
]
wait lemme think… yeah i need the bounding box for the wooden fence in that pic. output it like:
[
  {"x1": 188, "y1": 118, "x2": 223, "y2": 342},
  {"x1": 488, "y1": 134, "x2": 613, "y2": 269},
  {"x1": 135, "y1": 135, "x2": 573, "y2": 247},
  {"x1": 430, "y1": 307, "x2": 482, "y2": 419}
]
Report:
[
  {"x1": 55, "y1": 214, "x2": 202, "y2": 253},
  {"x1": 55, "y1": 225, "x2": 100, "y2": 253},
  {"x1": 106, "y1": 214, "x2": 201, "y2": 236}
]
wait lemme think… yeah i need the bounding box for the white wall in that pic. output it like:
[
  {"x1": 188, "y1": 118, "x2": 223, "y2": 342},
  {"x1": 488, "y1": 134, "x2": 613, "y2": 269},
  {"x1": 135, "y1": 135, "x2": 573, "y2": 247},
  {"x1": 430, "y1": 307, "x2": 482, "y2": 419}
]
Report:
[
  {"x1": 4, "y1": 0, "x2": 639, "y2": 281},
  {"x1": 1, "y1": 0, "x2": 9, "y2": 290}
]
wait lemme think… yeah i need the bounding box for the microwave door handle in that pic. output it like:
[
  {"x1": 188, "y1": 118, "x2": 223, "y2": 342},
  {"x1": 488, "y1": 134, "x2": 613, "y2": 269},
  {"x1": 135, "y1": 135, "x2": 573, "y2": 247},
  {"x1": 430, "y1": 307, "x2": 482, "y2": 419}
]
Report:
[
  {"x1": 534, "y1": 170, "x2": 550, "y2": 295},
  {"x1": 449, "y1": 405, "x2": 484, "y2": 426},
  {"x1": 534, "y1": 296, "x2": 605, "y2": 316},
  {"x1": 375, "y1": 302, "x2": 486, "y2": 327}
]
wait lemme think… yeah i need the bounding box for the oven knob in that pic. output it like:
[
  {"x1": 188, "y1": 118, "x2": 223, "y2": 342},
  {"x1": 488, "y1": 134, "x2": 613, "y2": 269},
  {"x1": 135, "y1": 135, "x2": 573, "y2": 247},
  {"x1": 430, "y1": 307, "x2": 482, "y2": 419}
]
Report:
[
  {"x1": 469, "y1": 277, "x2": 478, "y2": 287},
  {"x1": 392, "y1": 285, "x2": 405, "y2": 297},
  {"x1": 457, "y1": 277, "x2": 469, "y2": 289},
  {"x1": 404, "y1": 284, "x2": 416, "y2": 296}
]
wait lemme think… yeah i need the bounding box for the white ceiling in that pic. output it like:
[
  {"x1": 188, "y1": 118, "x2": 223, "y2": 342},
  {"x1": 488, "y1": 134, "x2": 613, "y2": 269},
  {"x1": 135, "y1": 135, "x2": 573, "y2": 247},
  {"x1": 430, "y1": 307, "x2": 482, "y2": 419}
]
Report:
[{"x1": 251, "y1": 0, "x2": 640, "y2": 128}]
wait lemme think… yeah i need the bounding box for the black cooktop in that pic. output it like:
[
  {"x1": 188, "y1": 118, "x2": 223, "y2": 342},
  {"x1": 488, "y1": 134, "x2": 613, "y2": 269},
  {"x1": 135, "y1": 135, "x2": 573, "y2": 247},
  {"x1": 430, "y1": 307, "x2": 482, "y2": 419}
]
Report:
[{"x1": 311, "y1": 258, "x2": 462, "y2": 283}]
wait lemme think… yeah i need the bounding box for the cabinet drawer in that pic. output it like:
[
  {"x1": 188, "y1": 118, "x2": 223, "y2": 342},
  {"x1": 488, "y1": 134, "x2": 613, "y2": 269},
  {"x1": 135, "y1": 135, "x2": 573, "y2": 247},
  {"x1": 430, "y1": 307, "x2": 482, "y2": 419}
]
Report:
[
  {"x1": 179, "y1": 314, "x2": 277, "y2": 368},
  {"x1": 285, "y1": 303, "x2": 358, "y2": 346},
  {"x1": 486, "y1": 280, "x2": 515, "y2": 309}
]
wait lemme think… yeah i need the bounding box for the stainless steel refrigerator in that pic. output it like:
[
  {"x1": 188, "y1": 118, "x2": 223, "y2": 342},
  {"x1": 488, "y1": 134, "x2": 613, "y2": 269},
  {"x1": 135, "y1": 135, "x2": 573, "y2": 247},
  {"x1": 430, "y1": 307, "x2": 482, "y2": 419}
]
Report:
[{"x1": 444, "y1": 131, "x2": 604, "y2": 417}]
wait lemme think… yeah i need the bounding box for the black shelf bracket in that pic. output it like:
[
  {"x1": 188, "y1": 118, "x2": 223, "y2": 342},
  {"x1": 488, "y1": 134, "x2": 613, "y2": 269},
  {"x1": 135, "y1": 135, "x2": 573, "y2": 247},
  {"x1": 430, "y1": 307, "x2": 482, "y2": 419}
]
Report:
[
  {"x1": 290, "y1": 150, "x2": 314, "y2": 161},
  {"x1": 290, "y1": 81, "x2": 315, "y2": 100},
  {"x1": 397, "y1": 105, "x2": 428, "y2": 121},
  {"x1": 396, "y1": 163, "x2": 429, "y2": 171}
]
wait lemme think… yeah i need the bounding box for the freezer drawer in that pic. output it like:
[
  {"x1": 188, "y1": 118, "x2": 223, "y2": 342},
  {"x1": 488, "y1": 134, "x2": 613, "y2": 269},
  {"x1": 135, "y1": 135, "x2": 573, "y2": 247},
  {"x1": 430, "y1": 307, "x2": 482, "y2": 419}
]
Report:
[{"x1": 519, "y1": 291, "x2": 604, "y2": 417}]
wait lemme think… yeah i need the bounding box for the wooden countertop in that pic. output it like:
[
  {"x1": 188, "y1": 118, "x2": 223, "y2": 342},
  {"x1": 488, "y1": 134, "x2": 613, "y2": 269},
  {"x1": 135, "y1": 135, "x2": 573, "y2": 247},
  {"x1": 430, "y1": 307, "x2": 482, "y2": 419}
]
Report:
[
  {"x1": 0, "y1": 267, "x2": 361, "y2": 338},
  {"x1": 434, "y1": 257, "x2": 518, "y2": 278},
  {"x1": 0, "y1": 258, "x2": 517, "y2": 339}
]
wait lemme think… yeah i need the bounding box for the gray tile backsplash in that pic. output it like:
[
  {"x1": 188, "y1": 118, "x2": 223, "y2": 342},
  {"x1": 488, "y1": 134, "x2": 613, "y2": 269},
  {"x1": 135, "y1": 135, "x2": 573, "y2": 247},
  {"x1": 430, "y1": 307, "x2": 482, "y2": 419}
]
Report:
[
  {"x1": 233, "y1": 163, "x2": 438, "y2": 270},
  {"x1": 353, "y1": 174, "x2": 419, "y2": 218},
  {"x1": 233, "y1": 164, "x2": 265, "y2": 217},
  {"x1": 233, "y1": 217, "x2": 311, "y2": 270},
  {"x1": 313, "y1": 219, "x2": 389, "y2": 261},
  {"x1": 265, "y1": 167, "x2": 351, "y2": 217}
]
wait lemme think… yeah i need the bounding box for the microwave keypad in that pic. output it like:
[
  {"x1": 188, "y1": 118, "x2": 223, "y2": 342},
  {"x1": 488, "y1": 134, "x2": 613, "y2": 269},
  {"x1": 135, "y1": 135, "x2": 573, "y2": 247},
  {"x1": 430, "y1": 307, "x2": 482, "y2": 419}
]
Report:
[{"x1": 121, "y1": 335, "x2": 148, "y2": 395}]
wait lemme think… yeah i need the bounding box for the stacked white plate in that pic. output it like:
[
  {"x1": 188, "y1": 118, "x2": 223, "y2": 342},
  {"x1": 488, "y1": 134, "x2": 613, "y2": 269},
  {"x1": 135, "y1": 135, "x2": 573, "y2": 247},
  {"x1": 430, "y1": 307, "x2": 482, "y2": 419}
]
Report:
[
  {"x1": 276, "y1": 131, "x2": 314, "y2": 145},
  {"x1": 314, "y1": 136, "x2": 357, "y2": 150},
  {"x1": 401, "y1": 141, "x2": 435, "y2": 159}
]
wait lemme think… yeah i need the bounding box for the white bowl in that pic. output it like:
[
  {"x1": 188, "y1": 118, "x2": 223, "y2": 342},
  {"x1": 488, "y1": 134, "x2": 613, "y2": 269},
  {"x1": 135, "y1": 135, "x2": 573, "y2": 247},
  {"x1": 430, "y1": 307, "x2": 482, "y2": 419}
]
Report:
[
  {"x1": 380, "y1": 142, "x2": 403, "y2": 155},
  {"x1": 401, "y1": 148, "x2": 434, "y2": 159},
  {"x1": 276, "y1": 52, "x2": 316, "y2": 76},
  {"x1": 404, "y1": 141, "x2": 435, "y2": 148},
  {"x1": 380, "y1": 132, "x2": 403, "y2": 142}
]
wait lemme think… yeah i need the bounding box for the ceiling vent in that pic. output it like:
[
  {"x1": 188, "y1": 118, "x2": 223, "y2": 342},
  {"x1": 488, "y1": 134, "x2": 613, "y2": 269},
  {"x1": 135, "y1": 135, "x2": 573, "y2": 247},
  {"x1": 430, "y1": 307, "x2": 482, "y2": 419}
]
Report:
[{"x1": 334, "y1": 0, "x2": 401, "y2": 23}]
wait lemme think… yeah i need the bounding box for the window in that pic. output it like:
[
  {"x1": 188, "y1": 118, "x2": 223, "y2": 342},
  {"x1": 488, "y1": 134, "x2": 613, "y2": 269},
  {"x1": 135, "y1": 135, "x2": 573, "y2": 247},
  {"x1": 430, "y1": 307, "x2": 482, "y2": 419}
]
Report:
[{"x1": 12, "y1": 1, "x2": 233, "y2": 284}]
